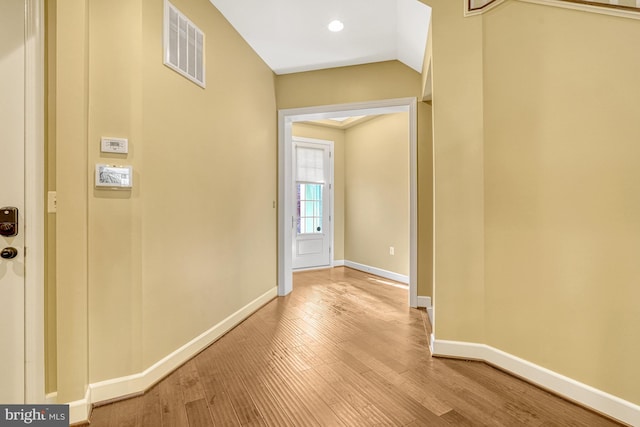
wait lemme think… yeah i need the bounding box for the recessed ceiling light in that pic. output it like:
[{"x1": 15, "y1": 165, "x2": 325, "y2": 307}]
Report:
[{"x1": 328, "y1": 20, "x2": 344, "y2": 32}]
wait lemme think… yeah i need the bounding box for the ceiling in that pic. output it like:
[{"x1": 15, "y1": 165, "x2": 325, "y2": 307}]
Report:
[
  {"x1": 208, "y1": 0, "x2": 432, "y2": 75},
  {"x1": 300, "y1": 115, "x2": 376, "y2": 129}
]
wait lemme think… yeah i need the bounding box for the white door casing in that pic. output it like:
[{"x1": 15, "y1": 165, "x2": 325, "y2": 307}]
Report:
[
  {"x1": 0, "y1": 0, "x2": 27, "y2": 404},
  {"x1": 292, "y1": 138, "x2": 333, "y2": 270},
  {"x1": 278, "y1": 98, "x2": 418, "y2": 307}
]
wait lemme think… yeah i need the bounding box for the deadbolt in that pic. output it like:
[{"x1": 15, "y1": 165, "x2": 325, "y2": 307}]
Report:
[
  {"x1": 0, "y1": 207, "x2": 18, "y2": 237},
  {"x1": 0, "y1": 247, "x2": 18, "y2": 259}
]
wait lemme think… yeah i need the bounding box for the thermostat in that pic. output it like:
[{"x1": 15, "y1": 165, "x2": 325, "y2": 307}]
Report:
[
  {"x1": 101, "y1": 137, "x2": 128, "y2": 154},
  {"x1": 95, "y1": 164, "x2": 133, "y2": 189}
]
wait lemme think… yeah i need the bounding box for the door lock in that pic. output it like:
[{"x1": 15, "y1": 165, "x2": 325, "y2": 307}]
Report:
[
  {"x1": 0, "y1": 207, "x2": 18, "y2": 237},
  {"x1": 1, "y1": 247, "x2": 18, "y2": 259}
]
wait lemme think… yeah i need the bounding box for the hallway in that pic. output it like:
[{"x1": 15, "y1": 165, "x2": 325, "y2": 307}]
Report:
[{"x1": 86, "y1": 267, "x2": 621, "y2": 426}]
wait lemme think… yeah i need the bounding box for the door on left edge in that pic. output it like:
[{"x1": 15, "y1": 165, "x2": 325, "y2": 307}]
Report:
[{"x1": 0, "y1": 0, "x2": 27, "y2": 404}]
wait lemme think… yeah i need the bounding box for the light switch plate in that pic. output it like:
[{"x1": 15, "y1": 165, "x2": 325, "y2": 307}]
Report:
[
  {"x1": 47, "y1": 191, "x2": 57, "y2": 213},
  {"x1": 101, "y1": 137, "x2": 128, "y2": 154}
]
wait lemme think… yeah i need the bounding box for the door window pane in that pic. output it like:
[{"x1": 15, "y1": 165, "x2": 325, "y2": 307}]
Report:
[{"x1": 297, "y1": 183, "x2": 323, "y2": 234}]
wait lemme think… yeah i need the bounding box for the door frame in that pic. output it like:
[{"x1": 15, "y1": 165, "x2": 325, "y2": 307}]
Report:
[
  {"x1": 24, "y1": 0, "x2": 45, "y2": 403},
  {"x1": 291, "y1": 137, "x2": 334, "y2": 271},
  {"x1": 278, "y1": 97, "x2": 418, "y2": 307}
]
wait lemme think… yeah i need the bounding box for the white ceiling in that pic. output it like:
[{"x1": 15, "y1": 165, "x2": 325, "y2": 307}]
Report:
[{"x1": 208, "y1": 0, "x2": 432, "y2": 75}]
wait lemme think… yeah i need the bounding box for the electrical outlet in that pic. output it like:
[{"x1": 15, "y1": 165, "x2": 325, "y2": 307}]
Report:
[{"x1": 389, "y1": 246, "x2": 395, "y2": 255}]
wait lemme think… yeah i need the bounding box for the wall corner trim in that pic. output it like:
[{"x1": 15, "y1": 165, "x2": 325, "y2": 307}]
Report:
[
  {"x1": 432, "y1": 340, "x2": 640, "y2": 426},
  {"x1": 67, "y1": 287, "x2": 277, "y2": 424}
]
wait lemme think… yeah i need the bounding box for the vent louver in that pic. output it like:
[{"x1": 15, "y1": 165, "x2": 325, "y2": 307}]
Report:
[{"x1": 164, "y1": 1, "x2": 205, "y2": 88}]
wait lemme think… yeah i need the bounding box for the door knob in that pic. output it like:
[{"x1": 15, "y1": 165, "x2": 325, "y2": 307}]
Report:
[{"x1": 1, "y1": 247, "x2": 18, "y2": 259}]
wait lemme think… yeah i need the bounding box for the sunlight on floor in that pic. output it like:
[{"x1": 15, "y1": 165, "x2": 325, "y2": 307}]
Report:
[{"x1": 367, "y1": 276, "x2": 408, "y2": 290}]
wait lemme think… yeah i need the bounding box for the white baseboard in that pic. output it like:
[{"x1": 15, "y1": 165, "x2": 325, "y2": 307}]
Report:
[
  {"x1": 67, "y1": 387, "x2": 91, "y2": 425},
  {"x1": 47, "y1": 390, "x2": 90, "y2": 425},
  {"x1": 333, "y1": 259, "x2": 345, "y2": 267},
  {"x1": 344, "y1": 260, "x2": 409, "y2": 284},
  {"x1": 417, "y1": 296, "x2": 431, "y2": 308},
  {"x1": 67, "y1": 286, "x2": 277, "y2": 424},
  {"x1": 432, "y1": 340, "x2": 640, "y2": 426},
  {"x1": 417, "y1": 296, "x2": 434, "y2": 325}
]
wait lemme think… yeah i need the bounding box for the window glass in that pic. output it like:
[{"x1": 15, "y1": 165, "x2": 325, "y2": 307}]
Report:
[{"x1": 296, "y1": 183, "x2": 323, "y2": 234}]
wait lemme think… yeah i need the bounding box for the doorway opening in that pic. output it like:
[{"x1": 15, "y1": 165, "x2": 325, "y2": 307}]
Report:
[{"x1": 278, "y1": 97, "x2": 418, "y2": 307}]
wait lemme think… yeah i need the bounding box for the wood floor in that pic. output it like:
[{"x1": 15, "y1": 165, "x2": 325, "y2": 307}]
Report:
[{"x1": 84, "y1": 267, "x2": 622, "y2": 426}]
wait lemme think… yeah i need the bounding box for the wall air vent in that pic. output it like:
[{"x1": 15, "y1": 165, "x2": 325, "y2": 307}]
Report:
[{"x1": 164, "y1": 0, "x2": 205, "y2": 88}]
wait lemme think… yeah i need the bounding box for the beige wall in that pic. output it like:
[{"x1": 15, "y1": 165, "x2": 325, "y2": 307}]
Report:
[
  {"x1": 276, "y1": 61, "x2": 433, "y2": 297},
  {"x1": 483, "y1": 1, "x2": 640, "y2": 404},
  {"x1": 425, "y1": 0, "x2": 486, "y2": 343},
  {"x1": 44, "y1": 0, "x2": 57, "y2": 395},
  {"x1": 52, "y1": 0, "x2": 277, "y2": 400},
  {"x1": 292, "y1": 123, "x2": 346, "y2": 260},
  {"x1": 417, "y1": 101, "x2": 433, "y2": 301},
  {"x1": 276, "y1": 62, "x2": 422, "y2": 110},
  {"x1": 424, "y1": 0, "x2": 640, "y2": 405},
  {"x1": 54, "y1": 0, "x2": 89, "y2": 403},
  {"x1": 87, "y1": 0, "x2": 143, "y2": 383},
  {"x1": 139, "y1": 0, "x2": 277, "y2": 370},
  {"x1": 345, "y1": 113, "x2": 410, "y2": 276}
]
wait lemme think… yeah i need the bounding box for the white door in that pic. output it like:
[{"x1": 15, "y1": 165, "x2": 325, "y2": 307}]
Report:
[
  {"x1": 0, "y1": 0, "x2": 27, "y2": 404},
  {"x1": 292, "y1": 140, "x2": 332, "y2": 270}
]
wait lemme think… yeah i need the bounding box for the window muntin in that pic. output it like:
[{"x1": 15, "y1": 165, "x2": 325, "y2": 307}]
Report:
[{"x1": 296, "y1": 183, "x2": 323, "y2": 234}]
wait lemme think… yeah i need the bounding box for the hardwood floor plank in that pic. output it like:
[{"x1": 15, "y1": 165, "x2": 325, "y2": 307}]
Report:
[
  {"x1": 141, "y1": 385, "x2": 163, "y2": 427},
  {"x1": 195, "y1": 373, "x2": 241, "y2": 426},
  {"x1": 238, "y1": 375, "x2": 295, "y2": 426},
  {"x1": 357, "y1": 367, "x2": 448, "y2": 426},
  {"x1": 158, "y1": 371, "x2": 190, "y2": 427},
  {"x1": 179, "y1": 360, "x2": 207, "y2": 405},
  {"x1": 88, "y1": 403, "x2": 119, "y2": 427},
  {"x1": 440, "y1": 358, "x2": 623, "y2": 426},
  {"x1": 185, "y1": 398, "x2": 214, "y2": 427},
  {"x1": 84, "y1": 267, "x2": 625, "y2": 427},
  {"x1": 114, "y1": 395, "x2": 142, "y2": 427},
  {"x1": 327, "y1": 401, "x2": 373, "y2": 427},
  {"x1": 398, "y1": 374, "x2": 454, "y2": 416},
  {"x1": 212, "y1": 358, "x2": 264, "y2": 425},
  {"x1": 217, "y1": 329, "x2": 319, "y2": 426},
  {"x1": 440, "y1": 408, "x2": 475, "y2": 426},
  {"x1": 409, "y1": 358, "x2": 568, "y2": 426},
  {"x1": 296, "y1": 367, "x2": 343, "y2": 406},
  {"x1": 255, "y1": 368, "x2": 322, "y2": 426}
]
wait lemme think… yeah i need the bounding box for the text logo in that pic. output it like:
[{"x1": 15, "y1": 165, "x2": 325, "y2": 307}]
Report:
[{"x1": 0, "y1": 405, "x2": 68, "y2": 427}]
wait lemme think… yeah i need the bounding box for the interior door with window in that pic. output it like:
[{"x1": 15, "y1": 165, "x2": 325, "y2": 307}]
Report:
[
  {"x1": 0, "y1": 0, "x2": 27, "y2": 404},
  {"x1": 292, "y1": 140, "x2": 332, "y2": 270}
]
